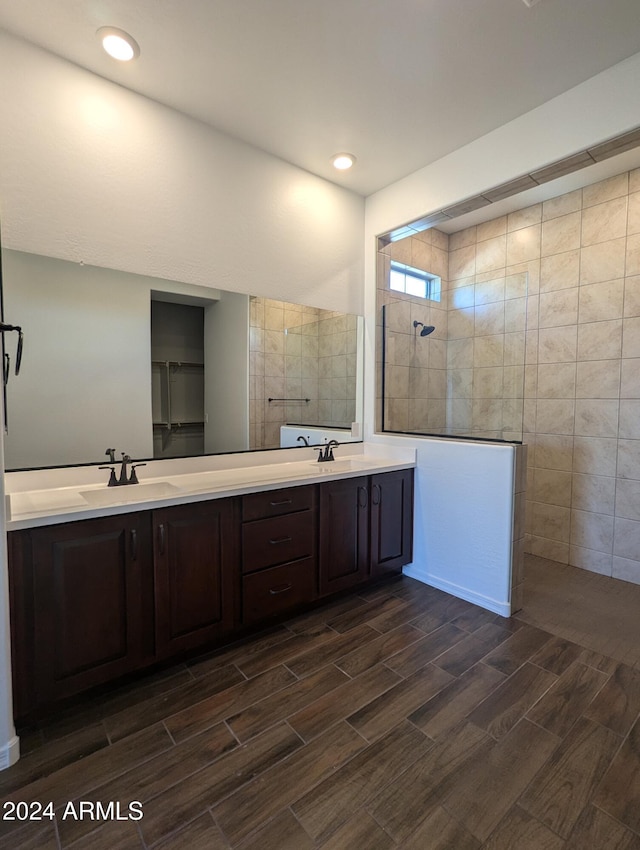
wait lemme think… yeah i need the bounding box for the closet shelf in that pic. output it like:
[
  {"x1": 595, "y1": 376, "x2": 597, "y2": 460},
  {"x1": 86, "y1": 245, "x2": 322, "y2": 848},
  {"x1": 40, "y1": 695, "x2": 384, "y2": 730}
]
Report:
[
  {"x1": 153, "y1": 420, "x2": 204, "y2": 429},
  {"x1": 152, "y1": 360, "x2": 204, "y2": 368}
]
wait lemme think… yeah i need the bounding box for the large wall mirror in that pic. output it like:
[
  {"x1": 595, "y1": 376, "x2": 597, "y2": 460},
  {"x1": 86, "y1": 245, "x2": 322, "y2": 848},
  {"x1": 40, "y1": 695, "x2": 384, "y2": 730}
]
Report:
[{"x1": 1, "y1": 250, "x2": 363, "y2": 471}]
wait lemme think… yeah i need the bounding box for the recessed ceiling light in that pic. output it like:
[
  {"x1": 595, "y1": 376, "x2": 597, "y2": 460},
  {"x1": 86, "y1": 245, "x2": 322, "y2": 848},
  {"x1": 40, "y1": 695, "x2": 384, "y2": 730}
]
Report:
[
  {"x1": 331, "y1": 153, "x2": 356, "y2": 171},
  {"x1": 97, "y1": 27, "x2": 140, "y2": 61}
]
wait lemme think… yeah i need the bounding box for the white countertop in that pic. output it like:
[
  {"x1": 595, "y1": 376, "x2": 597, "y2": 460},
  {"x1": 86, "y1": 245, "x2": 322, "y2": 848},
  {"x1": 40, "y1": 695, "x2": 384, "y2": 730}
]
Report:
[{"x1": 5, "y1": 446, "x2": 416, "y2": 530}]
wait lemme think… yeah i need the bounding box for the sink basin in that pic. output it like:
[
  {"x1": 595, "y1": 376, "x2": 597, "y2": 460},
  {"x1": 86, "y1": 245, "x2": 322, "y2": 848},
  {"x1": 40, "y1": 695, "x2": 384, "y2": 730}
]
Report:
[{"x1": 80, "y1": 482, "x2": 182, "y2": 506}]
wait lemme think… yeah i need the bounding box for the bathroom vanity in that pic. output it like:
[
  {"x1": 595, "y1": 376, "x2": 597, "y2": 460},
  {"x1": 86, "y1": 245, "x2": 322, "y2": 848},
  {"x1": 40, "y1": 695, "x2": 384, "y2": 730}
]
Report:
[{"x1": 5, "y1": 447, "x2": 414, "y2": 722}]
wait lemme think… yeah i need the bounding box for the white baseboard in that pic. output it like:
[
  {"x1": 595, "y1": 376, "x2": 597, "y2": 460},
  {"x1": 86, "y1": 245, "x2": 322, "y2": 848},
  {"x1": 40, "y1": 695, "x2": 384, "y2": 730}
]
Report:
[
  {"x1": 0, "y1": 735, "x2": 20, "y2": 771},
  {"x1": 403, "y1": 565, "x2": 512, "y2": 618}
]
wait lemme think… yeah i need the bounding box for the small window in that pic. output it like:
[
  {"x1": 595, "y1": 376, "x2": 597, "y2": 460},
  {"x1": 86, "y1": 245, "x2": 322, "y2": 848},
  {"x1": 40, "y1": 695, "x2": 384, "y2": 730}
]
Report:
[{"x1": 389, "y1": 261, "x2": 441, "y2": 302}]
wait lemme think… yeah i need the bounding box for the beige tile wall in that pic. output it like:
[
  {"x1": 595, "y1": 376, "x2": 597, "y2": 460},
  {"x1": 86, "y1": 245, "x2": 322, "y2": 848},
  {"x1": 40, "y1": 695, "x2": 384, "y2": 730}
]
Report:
[
  {"x1": 512, "y1": 443, "x2": 528, "y2": 612},
  {"x1": 518, "y1": 167, "x2": 640, "y2": 584},
  {"x1": 249, "y1": 298, "x2": 357, "y2": 449},
  {"x1": 377, "y1": 228, "x2": 449, "y2": 433},
  {"x1": 378, "y1": 226, "x2": 526, "y2": 441},
  {"x1": 377, "y1": 164, "x2": 640, "y2": 586},
  {"x1": 446, "y1": 268, "x2": 527, "y2": 440},
  {"x1": 250, "y1": 297, "x2": 303, "y2": 450},
  {"x1": 449, "y1": 167, "x2": 640, "y2": 583},
  {"x1": 316, "y1": 313, "x2": 359, "y2": 428}
]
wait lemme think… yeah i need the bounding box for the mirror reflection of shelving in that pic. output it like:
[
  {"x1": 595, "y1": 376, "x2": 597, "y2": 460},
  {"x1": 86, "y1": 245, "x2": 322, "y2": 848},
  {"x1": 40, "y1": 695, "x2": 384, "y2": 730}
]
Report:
[{"x1": 151, "y1": 300, "x2": 205, "y2": 458}]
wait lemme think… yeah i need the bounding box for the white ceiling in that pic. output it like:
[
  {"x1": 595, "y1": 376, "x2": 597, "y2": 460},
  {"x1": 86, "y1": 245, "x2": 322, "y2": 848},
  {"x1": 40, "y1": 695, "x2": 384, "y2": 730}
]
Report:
[{"x1": 1, "y1": 0, "x2": 640, "y2": 196}]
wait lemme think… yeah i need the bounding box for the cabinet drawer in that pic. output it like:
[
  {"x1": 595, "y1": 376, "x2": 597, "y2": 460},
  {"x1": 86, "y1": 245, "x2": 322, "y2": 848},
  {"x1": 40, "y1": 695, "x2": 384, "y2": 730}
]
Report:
[
  {"x1": 243, "y1": 558, "x2": 316, "y2": 625},
  {"x1": 242, "y1": 510, "x2": 314, "y2": 573},
  {"x1": 242, "y1": 485, "x2": 315, "y2": 521}
]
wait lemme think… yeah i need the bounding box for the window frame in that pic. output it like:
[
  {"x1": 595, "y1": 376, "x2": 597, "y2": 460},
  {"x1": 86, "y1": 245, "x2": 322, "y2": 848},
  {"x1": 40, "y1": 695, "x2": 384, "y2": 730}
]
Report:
[{"x1": 389, "y1": 260, "x2": 441, "y2": 302}]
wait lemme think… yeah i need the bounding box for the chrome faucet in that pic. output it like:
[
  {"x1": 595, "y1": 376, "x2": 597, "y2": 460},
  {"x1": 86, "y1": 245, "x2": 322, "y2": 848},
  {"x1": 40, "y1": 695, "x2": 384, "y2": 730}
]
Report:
[{"x1": 314, "y1": 439, "x2": 340, "y2": 462}]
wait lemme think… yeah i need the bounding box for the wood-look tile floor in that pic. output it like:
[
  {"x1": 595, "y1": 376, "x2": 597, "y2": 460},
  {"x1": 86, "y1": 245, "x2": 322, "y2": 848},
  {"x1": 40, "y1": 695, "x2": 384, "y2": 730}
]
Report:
[{"x1": 3, "y1": 556, "x2": 640, "y2": 849}]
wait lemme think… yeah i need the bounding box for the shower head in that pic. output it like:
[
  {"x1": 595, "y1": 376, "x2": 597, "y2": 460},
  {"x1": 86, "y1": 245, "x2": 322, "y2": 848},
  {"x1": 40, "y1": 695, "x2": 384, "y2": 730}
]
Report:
[{"x1": 413, "y1": 320, "x2": 436, "y2": 337}]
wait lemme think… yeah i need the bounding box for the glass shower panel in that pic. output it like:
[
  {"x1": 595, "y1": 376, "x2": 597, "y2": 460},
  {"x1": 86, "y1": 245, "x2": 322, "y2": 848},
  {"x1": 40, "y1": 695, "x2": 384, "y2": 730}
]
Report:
[{"x1": 382, "y1": 270, "x2": 527, "y2": 443}]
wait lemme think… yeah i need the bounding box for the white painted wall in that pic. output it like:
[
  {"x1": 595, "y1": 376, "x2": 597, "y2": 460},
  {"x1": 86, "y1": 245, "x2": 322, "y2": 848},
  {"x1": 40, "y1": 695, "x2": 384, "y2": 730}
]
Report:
[
  {"x1": 0, "y1": 31, "x2": 365, "y2": 316},
  {"x1": 412, "y1": 438, "x2": 515, "y2": 615},
  {"x1": 204, "y1": 292, "x2": 250, "y2": 454},
  {"x1": 366, "y1": 51, "x2": 640, "y2": 238},
  {"x1": 2, "y1": 250, "x2": 153, "y2": 469}
]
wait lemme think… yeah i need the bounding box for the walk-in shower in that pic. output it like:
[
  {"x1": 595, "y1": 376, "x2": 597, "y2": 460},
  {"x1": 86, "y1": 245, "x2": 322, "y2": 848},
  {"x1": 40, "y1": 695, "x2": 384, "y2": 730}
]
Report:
[{"x1": 382, "y1": 270, "x2": 527, "y2": 442}]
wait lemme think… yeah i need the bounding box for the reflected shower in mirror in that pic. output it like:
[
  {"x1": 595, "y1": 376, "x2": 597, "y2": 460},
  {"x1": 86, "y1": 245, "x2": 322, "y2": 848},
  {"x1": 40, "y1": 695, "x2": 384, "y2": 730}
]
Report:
[
  {"x1": 2, "y1": 250, "x2": 363, "y2": 470},
  {"x1": 249, "y1": 298, "x2": 360, "y2": 451}
]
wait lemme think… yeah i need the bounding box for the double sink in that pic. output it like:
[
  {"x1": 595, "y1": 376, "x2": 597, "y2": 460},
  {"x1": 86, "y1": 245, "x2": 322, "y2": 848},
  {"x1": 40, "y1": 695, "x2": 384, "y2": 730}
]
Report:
[
  {"x1": 7, "y1": 457, "x2": 375, "y2": 519},
  {"x1": 78, "y1": 458, "x2": 372, "y2": 505}
]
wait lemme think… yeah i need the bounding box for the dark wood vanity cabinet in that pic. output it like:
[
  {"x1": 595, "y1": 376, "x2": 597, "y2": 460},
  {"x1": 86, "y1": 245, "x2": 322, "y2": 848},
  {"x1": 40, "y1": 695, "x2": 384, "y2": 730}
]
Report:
[
  {"x1": 153, "y1": 499, "x2": 237, "y2": 658},
  {"x1": 241, "y1": 486, "x2": 317, "y2": 625},
  {"x1": 318, "y1": 477, "x2": 370, "y2": 595},
  {"x1": 7, "y1": 469, "x2": 413, "y2": 722},
  {"x1": 8, "y1": 500, "x2": 236, "y2": 720},
  {"x1": 318, "y1": 468, "x2": 414, "y2": 595},
  {"x1": 370, "y1": 469, "x2": 414, "y2": 577},
  {"x1": 9, "y1": 513, "x2": 154, "y2": 715}
]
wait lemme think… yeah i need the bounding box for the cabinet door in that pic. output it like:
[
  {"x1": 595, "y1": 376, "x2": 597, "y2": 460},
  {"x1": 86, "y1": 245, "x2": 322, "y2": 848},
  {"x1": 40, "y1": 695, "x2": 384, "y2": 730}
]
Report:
[
  {"x1": 29, "y1": 513, "x2": 153, "y2": 705},
  {"x1": 318, "y1": 476, "x2": 369, "y2": 596},
  {"x1": 153, "y1": 498, "x2": 237, "y2": 657},
  {"x1": 370, "y1": 469, "x2": 414, "y2": 577}
]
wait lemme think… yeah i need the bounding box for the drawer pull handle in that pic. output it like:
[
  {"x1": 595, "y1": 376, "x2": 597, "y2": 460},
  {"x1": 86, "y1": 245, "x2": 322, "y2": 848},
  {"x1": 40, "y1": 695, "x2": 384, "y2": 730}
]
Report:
[
  {"x1": 372, "y1": 483, "x2": 381, "y2": 506},
  {"x1": 269, "y1": 498, "x2": 292, "y2": 506},
  {"x1": 269, "y1": 536, "x2": 292, "y2": 545},
  {"x1": 358, "y1": 486, "x2": 368, "y2": 508},
  {"x1": 269, "y1": 582, "x2": 293, "y2": 595}
]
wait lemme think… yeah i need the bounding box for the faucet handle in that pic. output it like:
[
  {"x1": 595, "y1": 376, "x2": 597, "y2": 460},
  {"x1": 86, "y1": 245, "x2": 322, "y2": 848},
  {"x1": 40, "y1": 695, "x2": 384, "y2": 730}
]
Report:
[
  {"x1": 129, "y1": 463, "x2": 146, "y2": 484},
  {"x1": 99, "y1": 465, "x2": 118, "y2": 487}
]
